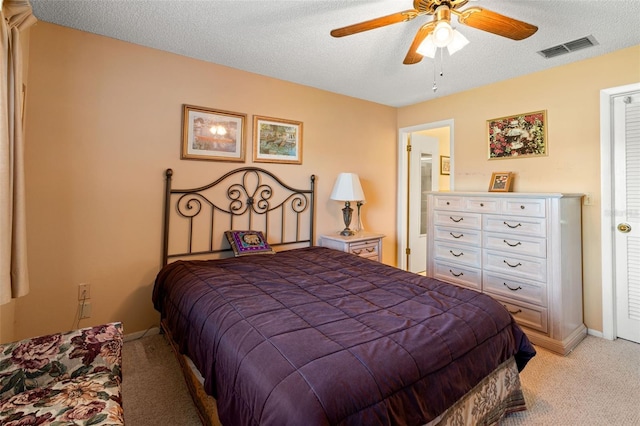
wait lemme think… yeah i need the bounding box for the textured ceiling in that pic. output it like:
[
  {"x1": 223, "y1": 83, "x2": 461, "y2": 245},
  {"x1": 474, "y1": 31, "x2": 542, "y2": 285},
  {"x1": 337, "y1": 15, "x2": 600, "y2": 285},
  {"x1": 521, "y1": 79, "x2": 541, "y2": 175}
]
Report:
[{"x1": 30, "y1": 0, "x2": 640, "y2": 107}]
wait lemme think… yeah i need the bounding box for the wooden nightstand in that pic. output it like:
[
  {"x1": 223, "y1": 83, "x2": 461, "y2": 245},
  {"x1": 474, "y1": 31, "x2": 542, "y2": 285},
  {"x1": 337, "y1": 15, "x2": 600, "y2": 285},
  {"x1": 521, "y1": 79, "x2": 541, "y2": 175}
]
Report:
[{"x1": 319, "y1": 232, "x2": 385, "y2": 262}]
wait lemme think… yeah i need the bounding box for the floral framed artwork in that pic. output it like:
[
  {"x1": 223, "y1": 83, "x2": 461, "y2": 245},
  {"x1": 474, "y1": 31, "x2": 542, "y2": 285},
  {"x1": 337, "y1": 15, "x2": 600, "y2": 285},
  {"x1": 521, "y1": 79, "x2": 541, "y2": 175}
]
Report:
[
  {"x1": 181, "y1": 104, "x2": 246, "y2": 162},
  {"x1": 440, "y1": 156, "x2": 450, "y2": 175},
  {"x1": 253, "y1": 115, "x2": 303, "y2": 164},
  {"x1": 488, "y1": 172, "x2": 514, "y2": 192},
  {"x1": 488, "y1": 110, "x2": 547, "y2": 159}
]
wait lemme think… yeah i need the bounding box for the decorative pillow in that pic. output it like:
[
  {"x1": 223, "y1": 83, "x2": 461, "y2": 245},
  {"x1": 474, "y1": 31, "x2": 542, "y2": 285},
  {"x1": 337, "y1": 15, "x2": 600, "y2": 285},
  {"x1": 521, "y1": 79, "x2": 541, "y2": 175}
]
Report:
[{"x1": 225, "y1": 230, "x2": 275, "y2": 256}]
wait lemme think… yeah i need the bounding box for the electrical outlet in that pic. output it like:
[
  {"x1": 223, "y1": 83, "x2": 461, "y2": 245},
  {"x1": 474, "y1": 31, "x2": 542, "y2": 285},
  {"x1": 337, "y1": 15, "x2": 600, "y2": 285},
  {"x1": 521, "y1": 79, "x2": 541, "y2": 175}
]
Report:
[
  {"x1": 583, "y1": 193, "x2": 593, "y2": 206},
  {"x1": 79, "y1": 302, "x2": 92, "y2": 319},
  {"x1": 78, "y1": 283, "x2": 90, "y2": 300}
]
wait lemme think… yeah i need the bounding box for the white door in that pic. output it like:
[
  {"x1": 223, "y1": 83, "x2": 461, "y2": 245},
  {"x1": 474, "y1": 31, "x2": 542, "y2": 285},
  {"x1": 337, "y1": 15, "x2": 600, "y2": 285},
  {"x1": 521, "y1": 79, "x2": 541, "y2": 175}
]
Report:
[
  {"x1": 408, "y1": 134, "x2": 439, "y2": 274},
  {"x1": 613, "y1": 91, "x2": 640, "y2": 343}
]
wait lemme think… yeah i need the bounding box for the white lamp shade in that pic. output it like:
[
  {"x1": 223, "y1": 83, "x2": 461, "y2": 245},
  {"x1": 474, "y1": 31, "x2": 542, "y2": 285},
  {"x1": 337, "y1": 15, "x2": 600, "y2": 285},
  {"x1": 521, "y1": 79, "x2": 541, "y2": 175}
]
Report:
[
  {"x1": 432, "y1": 21, "x2": 454, "y2": 47},
  {"x1": 447, "y1": 30, "x2": 469, "y2": 55},
  {"x1": 416, "y1": 34, "x2": 438, "y2": 58},
  {"x1": 330, "y1": 173, "x2": 365, "y2": 201}
]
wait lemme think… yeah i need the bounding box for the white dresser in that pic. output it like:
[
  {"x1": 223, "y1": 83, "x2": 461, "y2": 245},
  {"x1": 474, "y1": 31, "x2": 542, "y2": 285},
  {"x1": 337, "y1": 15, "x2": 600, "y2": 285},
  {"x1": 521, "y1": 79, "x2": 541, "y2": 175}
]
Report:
[{"x1": 426, "y1": 192, "x2": 586, "y2": 355}]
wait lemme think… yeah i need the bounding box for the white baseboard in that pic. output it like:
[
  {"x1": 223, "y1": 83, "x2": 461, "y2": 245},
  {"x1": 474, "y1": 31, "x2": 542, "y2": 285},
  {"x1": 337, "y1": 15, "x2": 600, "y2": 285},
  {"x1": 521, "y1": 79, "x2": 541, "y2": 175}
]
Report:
[
  {"x1": 124, "y1": 326, "x2": 160, "y2": 342},
  {"x1": 587, "y1": 328, "x2": 605, "y2": 339}
]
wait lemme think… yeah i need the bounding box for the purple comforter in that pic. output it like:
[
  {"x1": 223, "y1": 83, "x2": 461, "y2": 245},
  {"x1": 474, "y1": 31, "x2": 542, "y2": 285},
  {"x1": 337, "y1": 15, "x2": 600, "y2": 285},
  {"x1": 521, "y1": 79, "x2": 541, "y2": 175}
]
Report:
[{"x1": 153, "y1": 247, "x2": 535, "y2": 426}]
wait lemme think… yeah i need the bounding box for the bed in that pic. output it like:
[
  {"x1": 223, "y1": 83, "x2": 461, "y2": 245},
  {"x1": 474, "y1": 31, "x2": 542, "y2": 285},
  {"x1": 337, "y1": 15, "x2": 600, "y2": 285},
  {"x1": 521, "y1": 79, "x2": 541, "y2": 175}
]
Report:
[{"x1": 153, "y1": 167, "x2": 536, "y2": 426}]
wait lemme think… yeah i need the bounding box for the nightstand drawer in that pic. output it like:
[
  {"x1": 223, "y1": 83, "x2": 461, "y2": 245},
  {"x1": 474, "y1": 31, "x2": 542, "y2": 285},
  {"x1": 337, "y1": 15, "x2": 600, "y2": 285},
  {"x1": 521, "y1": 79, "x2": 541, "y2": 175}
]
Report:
[
  {"x1": 319, "y1": 232, "x2": 385, "y2": 263},
  {"x1": 349, "y1": 240, "x2": 379, "y2": 257}
]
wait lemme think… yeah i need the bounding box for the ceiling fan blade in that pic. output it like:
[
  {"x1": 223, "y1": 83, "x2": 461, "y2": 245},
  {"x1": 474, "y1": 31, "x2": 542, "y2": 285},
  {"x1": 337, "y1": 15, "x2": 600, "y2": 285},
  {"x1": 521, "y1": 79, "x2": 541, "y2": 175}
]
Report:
[
  {"x1": 455, "y1": 7, "x2": 538, "y2": 40},
  {"x1": 403, "y1": 23, "x2": 435, "y2": 65},
  {"x1": 331, "y1": 9, "x2": 419, "y2": 37}
]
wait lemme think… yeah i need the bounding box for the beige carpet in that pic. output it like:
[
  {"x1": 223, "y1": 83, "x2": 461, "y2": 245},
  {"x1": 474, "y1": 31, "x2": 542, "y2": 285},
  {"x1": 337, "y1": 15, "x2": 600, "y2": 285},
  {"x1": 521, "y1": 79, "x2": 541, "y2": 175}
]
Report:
[{"x1": 122, "y1": 333, "x2": 640, "y2": 425}]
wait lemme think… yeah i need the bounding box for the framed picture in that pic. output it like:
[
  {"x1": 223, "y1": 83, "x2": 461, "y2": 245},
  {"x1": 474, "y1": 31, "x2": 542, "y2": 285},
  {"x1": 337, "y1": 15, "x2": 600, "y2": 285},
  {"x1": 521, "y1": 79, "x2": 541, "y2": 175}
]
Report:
[
  {"x1": 440, "y1": 156, "x2": 450, "y2": 175},
  {"x1": 253, "y1": 115, "x2": 303, "y2": 164},
  {"x1": 488, "y1": 110, "x2": 547, "y2": 159},
  {"x1": 181, "y1": 104, "x2": 246, "y2": 162},
  {"x1": 488, "y1": 172, "x2": 514, "y2": 192}
]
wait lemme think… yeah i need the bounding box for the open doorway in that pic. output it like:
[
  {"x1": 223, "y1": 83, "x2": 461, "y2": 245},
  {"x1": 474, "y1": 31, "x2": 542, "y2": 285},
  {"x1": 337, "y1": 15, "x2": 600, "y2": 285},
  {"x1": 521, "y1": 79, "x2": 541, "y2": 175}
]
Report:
[{"x1": 397, "y1": 120, "x2": 453, "y2": 273}]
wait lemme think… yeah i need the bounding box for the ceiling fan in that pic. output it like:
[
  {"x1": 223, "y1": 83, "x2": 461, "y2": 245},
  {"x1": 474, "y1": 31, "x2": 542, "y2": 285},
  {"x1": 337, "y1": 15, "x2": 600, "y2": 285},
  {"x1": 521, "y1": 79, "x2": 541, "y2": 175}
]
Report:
[{"x1": 330, "y1": 0, "x2": 538, "y2": 65}]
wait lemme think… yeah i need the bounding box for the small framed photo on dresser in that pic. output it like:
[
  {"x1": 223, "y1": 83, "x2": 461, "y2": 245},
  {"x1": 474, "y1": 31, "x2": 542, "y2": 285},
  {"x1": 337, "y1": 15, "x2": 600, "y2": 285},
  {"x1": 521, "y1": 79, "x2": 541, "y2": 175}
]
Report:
[{"x1": 488, "y1": 172, "x2": 514, "y2": 192}]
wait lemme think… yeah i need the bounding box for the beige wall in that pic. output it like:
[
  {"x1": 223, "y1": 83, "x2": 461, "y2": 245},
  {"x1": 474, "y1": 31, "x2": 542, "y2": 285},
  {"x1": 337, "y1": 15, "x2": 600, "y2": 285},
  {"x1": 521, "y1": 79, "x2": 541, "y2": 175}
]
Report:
[
  {"x1": 11, "y1": 22, "x2": 397, "y2": 341},
  {"x1": 398, "y1": 45, "x2": 640, "y2": 332}
]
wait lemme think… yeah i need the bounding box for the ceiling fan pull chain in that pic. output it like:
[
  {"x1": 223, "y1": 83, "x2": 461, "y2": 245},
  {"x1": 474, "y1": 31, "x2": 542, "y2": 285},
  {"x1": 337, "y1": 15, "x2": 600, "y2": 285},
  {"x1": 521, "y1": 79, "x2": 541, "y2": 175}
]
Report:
[
  {"x1": 432, "y1": 55, "x2": 438, "y2": 92},
  {"x1": 440, "y1": 48, "x2": 444, "y2": 77}
]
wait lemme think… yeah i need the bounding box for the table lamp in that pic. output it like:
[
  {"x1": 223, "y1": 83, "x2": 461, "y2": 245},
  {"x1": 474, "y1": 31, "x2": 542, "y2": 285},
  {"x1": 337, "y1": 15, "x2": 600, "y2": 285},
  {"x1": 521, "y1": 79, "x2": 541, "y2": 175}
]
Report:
[{"x1": 330, "y1": 173, "x2": 365, "y2": 236}]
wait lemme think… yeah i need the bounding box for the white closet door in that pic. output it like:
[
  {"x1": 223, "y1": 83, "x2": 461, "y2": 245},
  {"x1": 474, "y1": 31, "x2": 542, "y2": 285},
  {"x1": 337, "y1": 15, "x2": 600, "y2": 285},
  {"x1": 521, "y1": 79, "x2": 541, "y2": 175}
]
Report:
[{"x1": 614, "y1": 92, "x2": 640, "y2": 343}]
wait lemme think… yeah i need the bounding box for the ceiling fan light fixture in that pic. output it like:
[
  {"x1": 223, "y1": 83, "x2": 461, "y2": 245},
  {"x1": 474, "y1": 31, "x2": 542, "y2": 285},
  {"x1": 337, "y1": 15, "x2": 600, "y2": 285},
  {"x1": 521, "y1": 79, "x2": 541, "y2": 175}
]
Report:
[
  {"x1": 416, "y1": 34, "x2": 438, "y2": 58},
  {"x1": 446, "y1": 30, "x2": 470, "y2": 55},
  {"x1": 432, "y1": 21, "x2": 454, "y2": 47}
]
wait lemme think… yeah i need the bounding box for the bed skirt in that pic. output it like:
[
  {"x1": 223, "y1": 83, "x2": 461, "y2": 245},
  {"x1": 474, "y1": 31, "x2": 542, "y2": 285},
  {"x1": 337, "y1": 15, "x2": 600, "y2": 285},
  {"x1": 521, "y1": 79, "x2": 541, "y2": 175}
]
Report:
[{"x1": 161, "y1": 321, "x2": 526, "y2": 426}]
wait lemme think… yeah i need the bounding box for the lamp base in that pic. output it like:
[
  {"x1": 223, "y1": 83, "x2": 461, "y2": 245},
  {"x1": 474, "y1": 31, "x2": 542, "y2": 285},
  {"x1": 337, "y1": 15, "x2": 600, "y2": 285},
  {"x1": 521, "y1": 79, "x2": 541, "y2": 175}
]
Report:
[
  {"x1": 340, "y1": 228, "x2": 356, "y2": 237},
  {"x1": 339, "y1": 202, "x2": 355, "y2": 237}
]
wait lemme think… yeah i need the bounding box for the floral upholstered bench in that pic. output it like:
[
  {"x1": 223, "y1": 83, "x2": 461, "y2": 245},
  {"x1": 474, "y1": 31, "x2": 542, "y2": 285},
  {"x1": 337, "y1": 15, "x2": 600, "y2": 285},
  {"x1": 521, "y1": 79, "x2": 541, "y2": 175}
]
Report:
[{"x1": 0, "y1": 322, "x2": 124, "y2": 425}]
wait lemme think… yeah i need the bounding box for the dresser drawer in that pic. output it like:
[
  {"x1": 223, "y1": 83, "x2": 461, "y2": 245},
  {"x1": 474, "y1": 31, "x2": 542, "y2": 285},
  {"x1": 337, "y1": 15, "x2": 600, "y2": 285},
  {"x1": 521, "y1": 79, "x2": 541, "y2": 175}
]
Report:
[
  {"x1": 348, "y1": 240, "x2": 379, "y2": 257},
  {"x1": 433, "y1": 196, "x2": 465, "y2": 210},
  {"x1": 492, "y1": 296, "x2": 548, "y2": 333},
  {"x1": 434, "y1": 226, "x2": 482, "y2": 246},
  {"x1": 433, "y1": 261, "x2": 482, "y2": 291},
  {"x1": 483, "y1": 251, "x2": 547, "y2": 282},
  {"x1": 483, "y1": 232, "x2": 547, "y2": 258},
  {"x1": 434, "y1": 211, "x2": 482, "y2": 230},
  {"x1": 434, "y1": 243, "x2": 482, "y2": 268},
  {"x1": 483, "y1": 215, "x2": 547, "y2": 238},
  {"x1": 464, "y1": 198, "x2": 500, "y2": 213},
  {"x1": 501, "y1": 198, "x2": 546, "y2": 218},
  {"x1": 483, "y1": 271, "x2": 547, "y2": 307}
]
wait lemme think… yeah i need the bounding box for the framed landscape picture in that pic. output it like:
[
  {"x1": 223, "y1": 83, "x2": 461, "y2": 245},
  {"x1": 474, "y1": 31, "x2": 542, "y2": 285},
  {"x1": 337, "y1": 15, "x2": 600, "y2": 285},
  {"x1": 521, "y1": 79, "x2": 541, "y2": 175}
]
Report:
[
  {"x1": 181, "y1": 104, "x2": 246, "y2": 162},
  {"x1": 253, "y1": 115, "x2": 303, "y2": 164},
  {"x1": 488, "y1": 110, "x2": 547, "y2": 159}
]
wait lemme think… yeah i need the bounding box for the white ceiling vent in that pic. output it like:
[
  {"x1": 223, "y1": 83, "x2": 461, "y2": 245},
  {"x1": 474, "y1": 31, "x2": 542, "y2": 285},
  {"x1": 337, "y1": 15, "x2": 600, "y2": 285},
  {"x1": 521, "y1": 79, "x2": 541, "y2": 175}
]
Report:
[{"x1": 538, "y1": 35, "x2": 599, "y2": 59}]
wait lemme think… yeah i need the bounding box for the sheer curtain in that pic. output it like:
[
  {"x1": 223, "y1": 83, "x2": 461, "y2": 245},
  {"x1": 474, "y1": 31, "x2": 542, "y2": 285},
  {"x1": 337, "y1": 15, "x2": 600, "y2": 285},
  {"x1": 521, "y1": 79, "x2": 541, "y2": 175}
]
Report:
[{"x1": 0, "y1": 0, "x2": 36, "y2": 305}]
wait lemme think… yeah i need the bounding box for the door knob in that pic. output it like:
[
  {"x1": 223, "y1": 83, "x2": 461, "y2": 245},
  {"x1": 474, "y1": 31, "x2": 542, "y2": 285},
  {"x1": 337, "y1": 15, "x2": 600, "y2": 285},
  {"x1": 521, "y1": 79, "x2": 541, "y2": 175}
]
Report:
[{"x1": 617, "y1": 223, "x2": 631, "y2": 233}]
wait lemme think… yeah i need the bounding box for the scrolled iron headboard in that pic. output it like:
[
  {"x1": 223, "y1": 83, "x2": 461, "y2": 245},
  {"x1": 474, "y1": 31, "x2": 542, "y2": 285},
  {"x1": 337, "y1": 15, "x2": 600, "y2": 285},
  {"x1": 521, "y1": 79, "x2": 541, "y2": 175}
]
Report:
[{"x1": 162, "y1": 167, "x2": 316, "y2": 266}]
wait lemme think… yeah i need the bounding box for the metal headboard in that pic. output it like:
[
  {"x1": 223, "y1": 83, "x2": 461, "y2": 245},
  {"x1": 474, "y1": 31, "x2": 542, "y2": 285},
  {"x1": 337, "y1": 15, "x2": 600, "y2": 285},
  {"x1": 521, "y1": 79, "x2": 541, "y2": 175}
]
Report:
[{"x1": 162, "y1": 167, "x2": 316, "y2": 266}]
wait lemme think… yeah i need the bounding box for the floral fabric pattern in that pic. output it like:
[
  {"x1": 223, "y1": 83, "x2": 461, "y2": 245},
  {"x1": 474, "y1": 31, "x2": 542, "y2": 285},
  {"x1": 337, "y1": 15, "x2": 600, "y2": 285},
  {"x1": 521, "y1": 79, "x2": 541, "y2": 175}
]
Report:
[
  {"x1": 427, "y1": 358, "x2": 526, "y2": 426},
  {"x1": 0, "y1": 323, "x2": 123, "y2": 426}
]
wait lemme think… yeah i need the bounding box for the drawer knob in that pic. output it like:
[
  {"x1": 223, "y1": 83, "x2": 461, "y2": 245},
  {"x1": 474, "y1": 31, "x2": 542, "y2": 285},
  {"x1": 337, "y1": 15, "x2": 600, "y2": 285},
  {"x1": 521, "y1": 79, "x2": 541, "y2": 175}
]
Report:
[
  {"x1": 503, "y1": 239, "x2": 522, "y2": 247},
  {"x1": 503, "y1": 221, "x2": 522, "y2": 229},
  {"x1": 520, "y1": 205, "x2": 525, "y2": 209},
  {"x1": 450, "y1": 250, "x2": 464, "y2": 257},
  {"x1": 503, "y1": 282, "x2": 522, "y2": 291},
  {"x1": 450, "y1": 232, "x2": 464, "y2": 239},
  {"x1": 480, "y1": 203, "x2": 484, "y2": 207},
  {"x1": 450, "y1": 216, "x2": 464, "y2": 223},
  {"x1": 503, "y1": 260, "x2": 522, "y2": 268},
  {"x1": 446, "y1": 201, "x2": 450, "y2": 205},
  {"x1": 449, "y1": 269, "x2": 464, "y2": 277}
]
